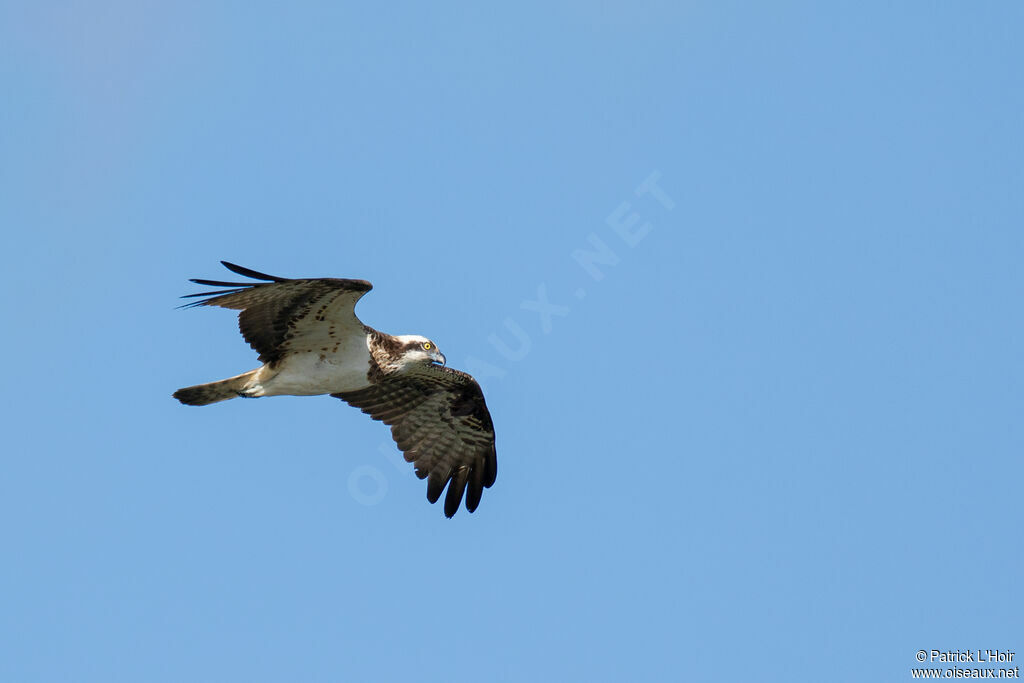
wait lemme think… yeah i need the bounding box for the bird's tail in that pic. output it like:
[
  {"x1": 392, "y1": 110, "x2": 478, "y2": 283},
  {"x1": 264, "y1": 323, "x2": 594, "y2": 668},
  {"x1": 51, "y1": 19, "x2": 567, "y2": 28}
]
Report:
[{"x1": 173, "y1": 370, "x2": 258, "y2": 406}]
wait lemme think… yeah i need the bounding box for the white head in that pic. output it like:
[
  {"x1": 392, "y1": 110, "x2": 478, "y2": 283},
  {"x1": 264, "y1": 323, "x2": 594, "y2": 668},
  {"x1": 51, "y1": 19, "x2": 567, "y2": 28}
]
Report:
[{"x1": 393, "y1": 334, "x2": 446, "y2": 368}]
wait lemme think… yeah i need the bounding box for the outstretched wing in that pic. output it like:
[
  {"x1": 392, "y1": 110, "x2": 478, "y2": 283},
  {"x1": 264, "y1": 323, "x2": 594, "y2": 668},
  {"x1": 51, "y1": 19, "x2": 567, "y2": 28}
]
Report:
[
  {"x1": 181, "y1": 261, "x2": 373, "y2": 364},
  {"x1": 333, "y1": 367, "x2": 497, "y2": 517}
]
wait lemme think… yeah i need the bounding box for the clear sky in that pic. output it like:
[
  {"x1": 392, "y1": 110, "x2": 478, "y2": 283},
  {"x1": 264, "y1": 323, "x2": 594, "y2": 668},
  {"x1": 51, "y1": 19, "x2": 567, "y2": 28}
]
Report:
[{"x1": 1, "y1": 3, "x2": 1021, "y2": 682}]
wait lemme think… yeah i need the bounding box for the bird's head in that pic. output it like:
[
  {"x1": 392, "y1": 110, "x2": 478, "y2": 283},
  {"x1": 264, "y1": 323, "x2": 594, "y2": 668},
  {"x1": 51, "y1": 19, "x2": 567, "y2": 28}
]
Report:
[{"x1": 394, "y1": 334, "x2": 446, "y2": 368}]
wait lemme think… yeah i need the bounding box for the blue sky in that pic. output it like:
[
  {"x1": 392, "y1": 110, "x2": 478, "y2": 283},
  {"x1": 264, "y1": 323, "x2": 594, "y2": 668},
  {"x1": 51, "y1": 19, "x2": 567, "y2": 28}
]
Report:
[{"x1": 1, "y1": 3, "x2": 1021, "y2": 682}]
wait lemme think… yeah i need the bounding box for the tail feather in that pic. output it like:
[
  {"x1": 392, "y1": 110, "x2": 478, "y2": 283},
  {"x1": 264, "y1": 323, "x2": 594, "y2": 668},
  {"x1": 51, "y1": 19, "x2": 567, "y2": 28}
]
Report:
[{"x1": 173, "y1": 370, "x2": 258, "y2": 406}]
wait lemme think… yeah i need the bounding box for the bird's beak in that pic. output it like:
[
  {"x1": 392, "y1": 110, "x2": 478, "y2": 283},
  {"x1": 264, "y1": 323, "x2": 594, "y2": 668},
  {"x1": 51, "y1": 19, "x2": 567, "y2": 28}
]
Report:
[{"x1": 437, "y1": 352, "x2": 447, "y2": 366}]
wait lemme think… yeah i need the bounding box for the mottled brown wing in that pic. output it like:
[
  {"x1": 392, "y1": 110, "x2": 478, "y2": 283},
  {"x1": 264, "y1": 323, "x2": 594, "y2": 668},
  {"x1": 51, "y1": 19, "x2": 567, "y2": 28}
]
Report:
[
  {"x1": 333, "y1": 367, "x2": 497, "y2": 517},
  {"x1": 181, "y1": 261, "x2": 373, "y2": 364}
]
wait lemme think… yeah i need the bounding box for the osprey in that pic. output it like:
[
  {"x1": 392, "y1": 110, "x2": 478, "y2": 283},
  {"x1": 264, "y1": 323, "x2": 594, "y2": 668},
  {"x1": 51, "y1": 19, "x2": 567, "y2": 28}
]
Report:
[{"x1": 173, "y1": 261, "x2": 497, "y2": 518}]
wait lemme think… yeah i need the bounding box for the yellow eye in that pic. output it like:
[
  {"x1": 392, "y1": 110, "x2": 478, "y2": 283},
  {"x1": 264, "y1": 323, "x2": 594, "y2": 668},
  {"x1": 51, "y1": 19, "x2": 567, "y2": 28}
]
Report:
[{"x1": 422, "y1": 342, "x2": 432, "y2": 350}]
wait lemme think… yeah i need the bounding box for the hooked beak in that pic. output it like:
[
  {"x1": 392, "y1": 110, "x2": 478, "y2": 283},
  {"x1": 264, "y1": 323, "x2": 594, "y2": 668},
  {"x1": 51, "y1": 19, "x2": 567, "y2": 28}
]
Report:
[{"x1": 436, "y1": 352, "x2": 447, "y2": 366}]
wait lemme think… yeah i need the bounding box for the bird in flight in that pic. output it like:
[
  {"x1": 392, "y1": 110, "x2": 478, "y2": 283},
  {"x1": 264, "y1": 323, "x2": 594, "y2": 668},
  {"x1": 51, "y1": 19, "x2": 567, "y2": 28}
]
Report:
[{"x1": 173, "y1": 261, "x2": 497, "y2": 517}]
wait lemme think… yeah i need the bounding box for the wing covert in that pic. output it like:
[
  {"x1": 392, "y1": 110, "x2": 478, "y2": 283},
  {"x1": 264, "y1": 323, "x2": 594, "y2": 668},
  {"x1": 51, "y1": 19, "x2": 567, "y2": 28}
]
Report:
[
  {"x1": 181, "y1": 261, "x2": 373, "y2": 363},
  {"x1": 333, "y1": 367, "x2": 497, "y2": 517}
]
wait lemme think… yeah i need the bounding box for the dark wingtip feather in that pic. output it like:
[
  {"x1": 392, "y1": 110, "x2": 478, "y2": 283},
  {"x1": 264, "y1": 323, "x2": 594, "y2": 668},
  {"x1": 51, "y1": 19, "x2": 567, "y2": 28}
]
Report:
[
  {"x1": 465, "y1": 464, "x2": 485, "y2": 512},
  {"x1": 426, "y1": 475, "x2": 446, "y2": 505},
  {"x1": 220, "y1": 261, "x2": 287, "y2": 282},
  {"x1": 176, "y1": 287, "x2": 249, "y2": 309},
  {"x1": 180, "y1": 288, "x2": 247, "y2": 298},
  {"x1": 444, "y1": 467, "x2": 470, "y2": 518},
  {"x1": 189, "y1": 278, "x2": 254, "y2": 287},
  {"x1": 484, "y1": 447, "x2": 498, "y2": 488}
]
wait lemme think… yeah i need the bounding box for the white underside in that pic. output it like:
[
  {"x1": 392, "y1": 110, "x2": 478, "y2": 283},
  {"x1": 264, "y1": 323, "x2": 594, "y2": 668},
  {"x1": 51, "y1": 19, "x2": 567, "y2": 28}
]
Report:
[{"x1": 243, "y1": 336, "x2": 374, "y2": 397}]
